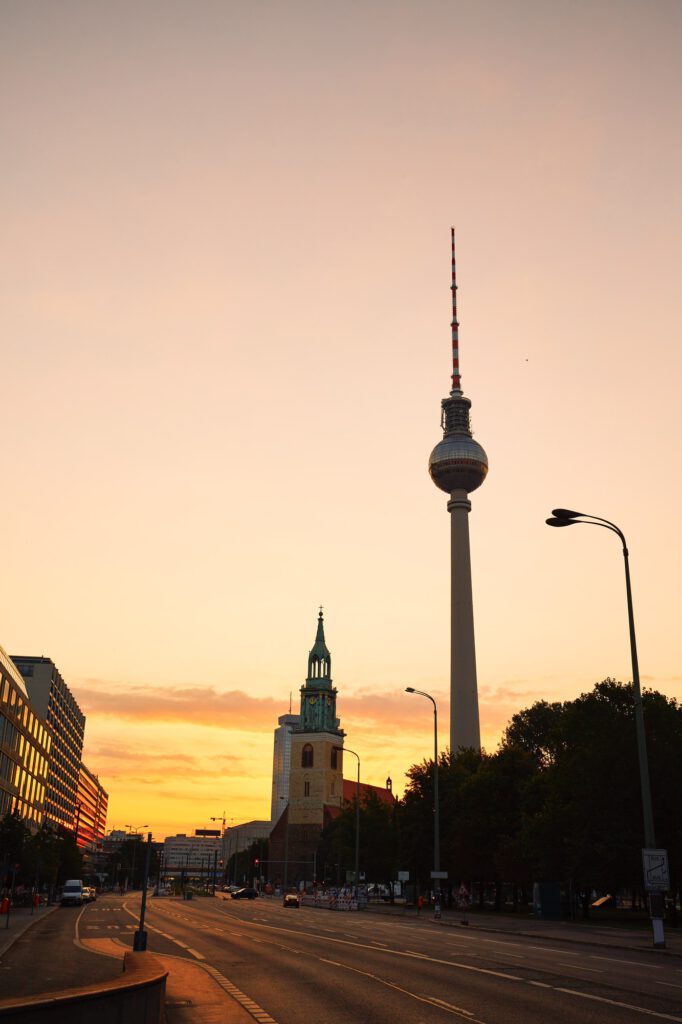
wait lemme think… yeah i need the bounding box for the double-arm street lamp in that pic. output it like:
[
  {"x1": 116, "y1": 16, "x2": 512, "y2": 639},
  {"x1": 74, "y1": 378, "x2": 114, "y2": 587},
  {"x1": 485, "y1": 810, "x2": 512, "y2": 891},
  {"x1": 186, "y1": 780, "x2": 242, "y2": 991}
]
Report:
[
  {"x1": 341, "y1": 747, "x2": 361, "y2": 896},
  {"x1": 546, "y1": 508, "x2": 665, "y2": 948},
  {"x1": 406, "y1": 688, "x2": 442, "y2": 918}
]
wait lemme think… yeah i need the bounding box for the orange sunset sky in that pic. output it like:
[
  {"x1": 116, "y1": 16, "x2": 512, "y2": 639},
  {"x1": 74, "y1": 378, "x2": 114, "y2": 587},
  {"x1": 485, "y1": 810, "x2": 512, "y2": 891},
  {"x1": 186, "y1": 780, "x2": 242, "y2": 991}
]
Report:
[{"x1": 2, "y1": 1, "x2": 681, "y2": 839}]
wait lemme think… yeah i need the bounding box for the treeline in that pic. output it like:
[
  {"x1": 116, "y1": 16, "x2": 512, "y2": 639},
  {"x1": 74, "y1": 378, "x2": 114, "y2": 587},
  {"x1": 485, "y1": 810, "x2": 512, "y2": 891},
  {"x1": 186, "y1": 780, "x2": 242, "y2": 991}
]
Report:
[
  {"x1": 0, "y1": 816, "x2": 83, "y2": 898},
  {"x1": 319, "y1": 680, "x2": 682, "y2": 912}
]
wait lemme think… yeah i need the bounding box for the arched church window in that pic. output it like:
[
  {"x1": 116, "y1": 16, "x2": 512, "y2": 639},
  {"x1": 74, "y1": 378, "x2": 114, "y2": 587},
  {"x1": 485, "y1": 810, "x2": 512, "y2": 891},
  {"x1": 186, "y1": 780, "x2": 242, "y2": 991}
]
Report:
[
  {"x1": 331, "y1": 747, "x2": 339, "y2": 770},
  {"x1": 302, "y1": 743, "x2": 313, "y2": 768}
]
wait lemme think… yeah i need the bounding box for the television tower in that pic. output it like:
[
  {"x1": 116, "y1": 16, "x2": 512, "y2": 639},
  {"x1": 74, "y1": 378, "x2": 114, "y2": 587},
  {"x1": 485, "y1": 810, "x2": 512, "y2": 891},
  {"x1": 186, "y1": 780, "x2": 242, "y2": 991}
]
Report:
[{"x1": 428, "y1": 229, "x2": 488, "y2": 752}]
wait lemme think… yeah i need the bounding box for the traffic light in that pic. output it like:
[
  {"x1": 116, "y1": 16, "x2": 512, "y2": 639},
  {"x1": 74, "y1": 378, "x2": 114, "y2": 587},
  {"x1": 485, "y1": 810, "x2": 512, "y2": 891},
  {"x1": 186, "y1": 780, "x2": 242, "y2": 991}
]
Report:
[{"x1": 254, "y1": 858, "x2": 260, "y2": 866}]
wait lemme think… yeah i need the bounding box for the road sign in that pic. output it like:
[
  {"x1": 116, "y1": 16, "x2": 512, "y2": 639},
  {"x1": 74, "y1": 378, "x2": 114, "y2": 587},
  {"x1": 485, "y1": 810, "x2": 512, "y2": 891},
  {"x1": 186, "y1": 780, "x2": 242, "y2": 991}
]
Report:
[
  {"x1": 642, "y1": 848, "x2": 669, "y2": 892},
  {"x1": 430, "y1": 871, "x2": 448, "y2": 879},
  {"x1": 397, "y1": 871, "x2": 410, "y2": 882}
]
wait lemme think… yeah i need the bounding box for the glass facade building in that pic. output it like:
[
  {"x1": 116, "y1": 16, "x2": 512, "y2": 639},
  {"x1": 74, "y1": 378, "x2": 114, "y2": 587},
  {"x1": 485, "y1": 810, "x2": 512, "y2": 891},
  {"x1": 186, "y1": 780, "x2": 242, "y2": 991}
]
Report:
[
  {"x1": 11, "y1": 656, "x2": 85, "y2": 833},
  {"x1": 76, "y1": 762, "x2": 109, "y2": 852},
  {"x1": 0, "y1": 646, "x2": 51, "y2": 828}
]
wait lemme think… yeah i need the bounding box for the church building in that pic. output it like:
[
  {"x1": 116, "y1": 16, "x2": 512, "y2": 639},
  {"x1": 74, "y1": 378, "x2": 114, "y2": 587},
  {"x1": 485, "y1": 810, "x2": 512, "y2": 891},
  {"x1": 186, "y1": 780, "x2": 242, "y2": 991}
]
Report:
[{"x1": 269, "y1": 610, "x2": 394, "y2": 889}]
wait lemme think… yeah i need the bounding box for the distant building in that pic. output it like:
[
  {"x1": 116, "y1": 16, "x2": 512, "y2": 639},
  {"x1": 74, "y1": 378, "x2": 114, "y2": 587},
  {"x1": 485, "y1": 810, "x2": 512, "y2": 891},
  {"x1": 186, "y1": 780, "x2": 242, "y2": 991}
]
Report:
[
  {"x1": 12, "y1": 655, "x2": 85, "y2": 833},
  {"x1": 163, "y1": 832, "x2": 223, "y2": 876},
  {"x1": 0, "y1": 645, "x2": 51, "y2": 829},
  {"x1": 76, "y1": 762, "x2": 108, "y2": 853},
  {"x1": 222, "y1": 820, "x2": 271, "y2": 883},
  {"x1": 270, "y1": 713, "x2": 300, "y2": 823}
]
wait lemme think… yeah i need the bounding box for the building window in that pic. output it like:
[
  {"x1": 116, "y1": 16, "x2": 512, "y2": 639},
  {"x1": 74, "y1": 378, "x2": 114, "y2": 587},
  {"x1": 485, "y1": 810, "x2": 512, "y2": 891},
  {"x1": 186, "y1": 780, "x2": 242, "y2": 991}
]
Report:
[
  {"x1": 302, "y1": 744, "x2": 313, "y2": 768},
  {"x1": 331, "y1": 748, "x2": 339, "y2": 770},
  {"x1": 304, "y1": 781, "x2": 310, "y2": 797}
]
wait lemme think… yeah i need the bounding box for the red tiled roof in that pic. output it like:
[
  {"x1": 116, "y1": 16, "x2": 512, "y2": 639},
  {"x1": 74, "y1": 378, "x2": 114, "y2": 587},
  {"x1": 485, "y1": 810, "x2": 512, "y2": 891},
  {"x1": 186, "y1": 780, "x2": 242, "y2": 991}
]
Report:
[{"x1": 342, "y1": 779, "x2": 395, "y2": 806}]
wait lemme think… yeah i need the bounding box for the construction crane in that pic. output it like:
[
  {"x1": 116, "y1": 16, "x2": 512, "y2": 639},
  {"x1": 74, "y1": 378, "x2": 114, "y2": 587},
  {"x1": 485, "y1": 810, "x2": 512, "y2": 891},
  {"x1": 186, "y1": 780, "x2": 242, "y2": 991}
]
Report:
[{"x1": 210, "y1": 812, "x2": 227, "y2": 834}]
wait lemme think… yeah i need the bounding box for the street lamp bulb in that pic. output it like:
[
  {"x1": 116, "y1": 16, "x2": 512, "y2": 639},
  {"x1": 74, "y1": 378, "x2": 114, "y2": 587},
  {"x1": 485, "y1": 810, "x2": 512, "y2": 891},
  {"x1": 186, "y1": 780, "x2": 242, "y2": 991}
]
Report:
[
  {"x1": 546, "y1": 517, "x2": 575, "y2": 528},
  {"x1": 551, "y1": 508, "x2": 583, "y2": 519},
  {"x1": 405, "y1": 687, "x2": 415, "y2": 693}
]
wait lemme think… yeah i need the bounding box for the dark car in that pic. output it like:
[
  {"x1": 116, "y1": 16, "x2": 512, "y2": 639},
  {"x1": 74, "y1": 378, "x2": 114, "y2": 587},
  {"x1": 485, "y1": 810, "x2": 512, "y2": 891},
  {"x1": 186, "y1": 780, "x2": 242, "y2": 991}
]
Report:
[
  {"x1": 231, "y1": 887, "x2": 258, "y2": 900},
  {"x1": 283, "y1": 893, "x2": 300, "y2": 908}
]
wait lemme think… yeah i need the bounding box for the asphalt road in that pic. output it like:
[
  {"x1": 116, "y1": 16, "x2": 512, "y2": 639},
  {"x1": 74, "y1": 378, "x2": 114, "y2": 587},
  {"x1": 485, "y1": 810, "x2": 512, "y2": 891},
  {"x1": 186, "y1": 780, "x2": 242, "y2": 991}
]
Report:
[{"x1": 3, "y1": 894, "x2": 682, "y2": 1024}]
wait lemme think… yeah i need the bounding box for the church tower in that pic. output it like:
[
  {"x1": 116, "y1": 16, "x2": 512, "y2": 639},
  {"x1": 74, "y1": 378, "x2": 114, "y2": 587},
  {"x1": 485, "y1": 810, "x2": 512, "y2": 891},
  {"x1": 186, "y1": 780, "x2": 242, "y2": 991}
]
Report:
[
  {"x1": 289, "y1": 609, "x2": 345, "y2": 824},
  {"x1": 270, "y1": 610, "x2": 345, "y2": 888}
]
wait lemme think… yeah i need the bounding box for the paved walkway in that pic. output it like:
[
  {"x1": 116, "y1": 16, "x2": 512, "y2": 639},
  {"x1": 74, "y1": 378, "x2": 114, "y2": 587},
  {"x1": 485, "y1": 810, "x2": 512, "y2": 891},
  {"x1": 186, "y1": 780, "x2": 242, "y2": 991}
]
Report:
[{"x1": 0, "y1": 905, "x2": 254, "y2": 1023}]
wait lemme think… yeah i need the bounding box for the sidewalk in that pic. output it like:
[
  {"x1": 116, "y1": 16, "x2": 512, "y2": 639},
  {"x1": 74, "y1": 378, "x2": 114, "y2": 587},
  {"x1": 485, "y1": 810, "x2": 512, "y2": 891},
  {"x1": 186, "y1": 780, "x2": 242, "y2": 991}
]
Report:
[
  {"x1": 0, "y1": 902, "x2": 59, "y2": 959},
  {"x1": 157, "y1": 953, "x2": 261, "y2": 1024}
]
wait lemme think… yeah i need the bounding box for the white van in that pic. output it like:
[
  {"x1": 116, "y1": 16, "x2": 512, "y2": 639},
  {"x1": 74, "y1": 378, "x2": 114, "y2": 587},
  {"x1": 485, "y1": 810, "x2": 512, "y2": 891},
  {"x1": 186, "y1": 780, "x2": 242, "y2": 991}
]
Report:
[{"x1": 61, "y1": 879, "x2": 84, "y2": 906}]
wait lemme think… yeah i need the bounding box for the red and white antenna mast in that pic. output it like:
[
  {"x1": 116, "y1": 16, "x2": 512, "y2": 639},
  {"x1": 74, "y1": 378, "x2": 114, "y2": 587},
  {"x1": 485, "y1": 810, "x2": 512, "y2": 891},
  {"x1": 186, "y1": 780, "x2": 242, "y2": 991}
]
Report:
[{"x1": 450, "y1": 226, "x2": 461, "y2": 395}]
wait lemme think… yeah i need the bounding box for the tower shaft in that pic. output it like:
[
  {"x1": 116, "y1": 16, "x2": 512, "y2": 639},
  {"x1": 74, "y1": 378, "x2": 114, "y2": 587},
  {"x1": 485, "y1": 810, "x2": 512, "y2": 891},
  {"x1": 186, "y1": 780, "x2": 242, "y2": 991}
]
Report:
[{"x1": 448, "y1": 492, "x2": 481, "y2": 750}]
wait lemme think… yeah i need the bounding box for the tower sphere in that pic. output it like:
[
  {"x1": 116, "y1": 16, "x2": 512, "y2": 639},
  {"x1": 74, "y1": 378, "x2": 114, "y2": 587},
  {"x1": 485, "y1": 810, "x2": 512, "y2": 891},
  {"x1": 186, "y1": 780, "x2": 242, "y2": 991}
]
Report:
[{"x1": 429, "y1": 434, "x2": 488, "y2": 494}]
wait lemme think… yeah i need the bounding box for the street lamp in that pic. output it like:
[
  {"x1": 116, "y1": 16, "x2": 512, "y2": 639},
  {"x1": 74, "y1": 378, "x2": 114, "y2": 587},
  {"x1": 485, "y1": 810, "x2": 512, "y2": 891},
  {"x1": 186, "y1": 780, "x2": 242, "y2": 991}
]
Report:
[
  {"x1": 124, "y1": 825, "x2": 148, "y2": 889},
  {"x1": 406, "y1": 688, "x2": 442, "y2": 918},
  {"x1": 337, "y1": 747, "x2": 361, "y2": 896},
  {"x1": 279, "y1": 797, "x2": 289, "y2": 891},
  {"x1": 546, "y1": 508, "x2": 665, "y2": 948}
]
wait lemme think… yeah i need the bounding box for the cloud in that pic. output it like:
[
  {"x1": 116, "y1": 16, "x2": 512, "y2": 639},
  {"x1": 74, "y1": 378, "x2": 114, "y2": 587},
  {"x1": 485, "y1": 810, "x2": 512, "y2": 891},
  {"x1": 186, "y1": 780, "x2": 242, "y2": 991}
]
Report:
[{"x1": 78, "y1": 680, "x2": 282, "y2": 729}]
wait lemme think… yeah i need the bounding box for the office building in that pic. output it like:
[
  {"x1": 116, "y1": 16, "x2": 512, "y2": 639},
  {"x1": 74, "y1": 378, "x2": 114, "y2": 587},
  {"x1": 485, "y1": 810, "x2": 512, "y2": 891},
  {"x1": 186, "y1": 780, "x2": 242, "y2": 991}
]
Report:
[
  {"x1": 12, "y1": 656, "x2": 86, "y2": 832},
  {"x1": 0, "y1": 646, "x2": 50, "y2": 828},
  {"x1": 271, "y1": 712, "x2": 300, "y2": 823},
  {"x1": 76, "y1": 762, "x2": 108, "y2": 852}
]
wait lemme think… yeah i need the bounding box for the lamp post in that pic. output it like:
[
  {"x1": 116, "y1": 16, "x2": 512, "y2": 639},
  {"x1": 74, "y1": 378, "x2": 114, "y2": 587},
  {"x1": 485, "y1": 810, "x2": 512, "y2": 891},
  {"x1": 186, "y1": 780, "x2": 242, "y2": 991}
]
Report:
[
  {"x1": 406, "y1": 688, "x2": 442, "y2": 918},
  {"x1": 124, "y1": 825, "x2": 148, "y2": 889},
  {"x1": 279, "y1": 797, "x2": 289, "y2": 891},
  {"x1": 133, "y1": 832, "x2": 152, "y2": 951},
  {"x1": 339, "y1": 747, "x2": 361, "y2": 896},
  {"x1": 546, "y1": 508, "x2": 665, "y2": 948}
]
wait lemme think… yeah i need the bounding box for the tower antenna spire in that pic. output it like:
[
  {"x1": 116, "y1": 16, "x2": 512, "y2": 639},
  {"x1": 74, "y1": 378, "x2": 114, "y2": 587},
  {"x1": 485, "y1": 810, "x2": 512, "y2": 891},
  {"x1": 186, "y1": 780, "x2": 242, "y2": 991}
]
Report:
[{"x1": 450, "y1": 227, "x2": 461, "y2": 395}]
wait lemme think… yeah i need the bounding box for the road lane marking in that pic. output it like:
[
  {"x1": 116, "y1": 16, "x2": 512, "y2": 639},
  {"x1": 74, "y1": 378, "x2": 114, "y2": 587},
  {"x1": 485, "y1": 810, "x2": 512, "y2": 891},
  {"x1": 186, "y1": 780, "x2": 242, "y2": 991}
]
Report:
[
  {"x1": 526, "y1": 945, "x2": 576, "y2": 954},
  {"x1": 528, "y1": 981, "x2": 552, "y2": 988},
  {"x1": 555, "y1": 987, "x2": 682, "y2": 1021},
  {"x1": 198, "y1": 960, "x2": 281, "y2": 1024},
  {"x1": 559, "y1": 963, "x2": 603, "y2": 973},
  {"x1": 657, "y1": 982, "x2": 682, "y2": 990},
  {"x1": 429, "y1": 998, "x2": 475, "y2": 1016},
  {"x1": 590, "y1": 955, "x2": 662, "y2": 969},
  {"x1": 318, "y1": 957, "x2": 489, "y2": 1022}
]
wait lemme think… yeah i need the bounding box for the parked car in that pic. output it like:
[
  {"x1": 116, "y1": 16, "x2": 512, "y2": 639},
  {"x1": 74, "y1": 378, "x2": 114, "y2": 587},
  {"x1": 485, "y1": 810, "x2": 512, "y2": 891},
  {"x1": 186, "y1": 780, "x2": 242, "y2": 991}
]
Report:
[
  {"x1": 61, "y1": 880, "x2": 84, "y2": 906},
  {"x1": 283, "y1": 893, "x2": 300, "y2": 908},
  {"x1": 230, "y1": 887, "x2": 258, "y2": 900}
]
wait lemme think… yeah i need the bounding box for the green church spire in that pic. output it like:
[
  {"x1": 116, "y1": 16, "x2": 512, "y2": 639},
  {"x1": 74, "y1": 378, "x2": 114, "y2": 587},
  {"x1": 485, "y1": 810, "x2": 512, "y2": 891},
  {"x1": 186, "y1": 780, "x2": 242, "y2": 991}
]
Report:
[
  {"x1": 299, "y1": 608, "x2": 343, "y2": 735},
  {"x1": 307, "y1": 607, "x2": 331, "y2": 686}
]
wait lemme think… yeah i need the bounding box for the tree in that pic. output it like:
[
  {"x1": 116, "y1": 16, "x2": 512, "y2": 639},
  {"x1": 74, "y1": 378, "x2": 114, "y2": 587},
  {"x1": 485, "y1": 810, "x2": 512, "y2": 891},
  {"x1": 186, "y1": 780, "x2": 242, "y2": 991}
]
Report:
[
  {"x1": 318, "y1": 792, "x2": 398, "y2": 888},
  {"x1": 502, "y1": 679, "x2": 682, "y2": 908},
  {"x1": 0, "y1": 811, "x2": 29, "y2": 885}
]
